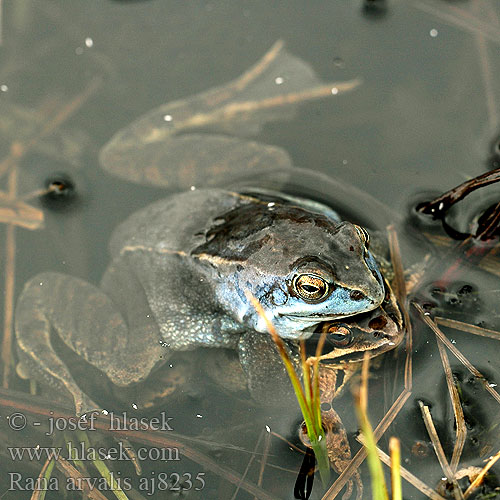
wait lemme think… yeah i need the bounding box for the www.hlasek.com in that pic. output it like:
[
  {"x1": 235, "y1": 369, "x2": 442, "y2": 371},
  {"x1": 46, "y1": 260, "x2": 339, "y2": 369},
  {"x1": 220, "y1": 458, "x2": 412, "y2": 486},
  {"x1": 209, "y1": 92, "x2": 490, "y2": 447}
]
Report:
[{"x1": 8, "y1": 440, "x2": 179, "y2": 462}]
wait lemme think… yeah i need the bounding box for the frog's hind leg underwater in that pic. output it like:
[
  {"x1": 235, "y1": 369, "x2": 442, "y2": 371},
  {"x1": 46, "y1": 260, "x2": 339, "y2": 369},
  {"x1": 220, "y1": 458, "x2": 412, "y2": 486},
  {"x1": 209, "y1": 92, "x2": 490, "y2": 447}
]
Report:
[
  {"x1": 15, "y1": 269, "x2": 163, "y2": 416},
  {"x1": 99, "y1": 40, "x2": 359, "y2": 189}
]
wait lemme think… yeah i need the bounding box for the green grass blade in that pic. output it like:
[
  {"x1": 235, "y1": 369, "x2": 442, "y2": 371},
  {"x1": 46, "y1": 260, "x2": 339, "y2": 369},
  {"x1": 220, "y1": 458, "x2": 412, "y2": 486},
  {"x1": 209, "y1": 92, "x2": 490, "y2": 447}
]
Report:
[
  {"x1": 389, "y1": 437, "x2": 402, "y2": 500},
  {"x1": 76, "y1": 430, "x2": 130, "y2": 500},
  {"x1": 246, "y1": 292, "x2": 330, "y2": 487}
]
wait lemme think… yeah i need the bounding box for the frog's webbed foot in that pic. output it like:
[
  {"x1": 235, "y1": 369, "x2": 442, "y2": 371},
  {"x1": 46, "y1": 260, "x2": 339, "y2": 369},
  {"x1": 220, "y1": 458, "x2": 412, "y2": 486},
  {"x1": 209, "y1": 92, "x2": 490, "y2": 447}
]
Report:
[
  {"x1": 237, "y1": 330, "x2": 300, "y2": 405},
  {"x1": 100, "y1": 40, "x2": 358, "y2": 189},
  {"x1": 15, "y1": 272, "x2": 163, "y2": 415}
]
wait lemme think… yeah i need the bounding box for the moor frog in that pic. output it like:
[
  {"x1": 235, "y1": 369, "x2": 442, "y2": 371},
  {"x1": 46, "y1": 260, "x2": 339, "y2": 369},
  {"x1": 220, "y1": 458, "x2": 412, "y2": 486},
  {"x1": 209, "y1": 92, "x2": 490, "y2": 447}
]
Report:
[
  {"x1": 15, "y1": 41, "x2": 403, "y2": 420},
  {"x1": 15, "y1": 188, "x2": 388, "y2": 415}
]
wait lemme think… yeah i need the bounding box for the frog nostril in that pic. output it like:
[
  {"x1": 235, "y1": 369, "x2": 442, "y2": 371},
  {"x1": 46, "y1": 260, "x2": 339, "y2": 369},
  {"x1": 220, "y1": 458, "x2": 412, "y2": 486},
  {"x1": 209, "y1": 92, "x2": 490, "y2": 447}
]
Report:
[{"x1": 350, "y1": 290, "x2": 365, "y2": 301}]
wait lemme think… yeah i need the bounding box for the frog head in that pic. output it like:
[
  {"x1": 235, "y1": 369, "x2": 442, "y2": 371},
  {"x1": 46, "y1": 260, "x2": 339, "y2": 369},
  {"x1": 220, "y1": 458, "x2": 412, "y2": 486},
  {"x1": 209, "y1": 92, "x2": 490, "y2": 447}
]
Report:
[{"x1": 194, "y1": 199, "x2": 385, "y2": 339}]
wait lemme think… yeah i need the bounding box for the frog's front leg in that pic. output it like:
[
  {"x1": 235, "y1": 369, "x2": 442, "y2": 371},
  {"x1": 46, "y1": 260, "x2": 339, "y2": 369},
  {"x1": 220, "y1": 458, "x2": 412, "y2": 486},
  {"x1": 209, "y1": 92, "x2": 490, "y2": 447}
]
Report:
[{"x1": 15, "y1": 271, "x2": 163, "y2": 415}]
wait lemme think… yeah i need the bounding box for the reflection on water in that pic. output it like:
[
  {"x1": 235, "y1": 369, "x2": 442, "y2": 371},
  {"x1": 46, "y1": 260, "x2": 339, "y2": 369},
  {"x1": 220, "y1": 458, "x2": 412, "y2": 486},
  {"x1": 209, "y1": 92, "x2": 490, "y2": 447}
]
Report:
[{"x1": 0, "y1": 1, "x2": 499, "y2": 499}]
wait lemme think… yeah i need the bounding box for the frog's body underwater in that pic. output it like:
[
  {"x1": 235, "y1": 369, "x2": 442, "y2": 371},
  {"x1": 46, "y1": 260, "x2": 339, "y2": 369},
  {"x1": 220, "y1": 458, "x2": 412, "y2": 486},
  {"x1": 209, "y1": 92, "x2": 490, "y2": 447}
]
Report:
[
  {"x1": 15, "y1": 188, "x2": 387, "y2": 415},
  {"x1": 14, "y1": 40, "x2": 405, "y2": 500}
]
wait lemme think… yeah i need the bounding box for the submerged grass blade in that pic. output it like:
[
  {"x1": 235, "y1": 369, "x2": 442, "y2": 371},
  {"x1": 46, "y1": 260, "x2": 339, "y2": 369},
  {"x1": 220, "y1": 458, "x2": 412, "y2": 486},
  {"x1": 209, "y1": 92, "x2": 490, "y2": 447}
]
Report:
[
  {"x1": 76, "y1": 430, "x2": 130, "y2": 500},
  {"x1": 33, "y1": 455, "x2": 56, "y2": 500}
]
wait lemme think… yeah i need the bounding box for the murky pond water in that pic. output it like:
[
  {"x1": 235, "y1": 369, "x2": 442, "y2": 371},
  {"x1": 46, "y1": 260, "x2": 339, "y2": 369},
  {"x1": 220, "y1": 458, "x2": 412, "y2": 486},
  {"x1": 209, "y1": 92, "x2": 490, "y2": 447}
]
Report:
[{"x1": 1, "y1": 1, "x2": 499, "y2": 499}]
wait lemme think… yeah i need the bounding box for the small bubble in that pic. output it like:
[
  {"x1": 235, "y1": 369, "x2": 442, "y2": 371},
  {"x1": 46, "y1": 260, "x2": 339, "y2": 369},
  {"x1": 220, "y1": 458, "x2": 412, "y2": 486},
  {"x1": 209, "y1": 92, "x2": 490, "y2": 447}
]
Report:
[
  {"x1": 267, "y1": 202, "x2": 275, "y2": 208},
  {"x1": 331, "y1": 87, "x2": 339, "y2": 95},
  {"x1": 102, "y1": 409, "x2": 109, "y2": 415},
  {"x1": 169, "y1": 364, "x2": 173, "y2": 368},
  {"x1": 0, "y1": 84, "x2": 8, "y2": 92},
  {"x1": 333, "y1": 57, "x2": 345, "y2": 68},
  {"x1": 451, "y1": 339, "x2": 456, "y2": 344},
  {"x1": 85, "y1": 37, "x2": 94, "y2": 48},
  {"x1": 274, "y1": 76, "x2": 284, "y2": 85},
  {"x1": 132, "y1": 403, "x2": 138, "y2": 409},
  {"x1": 196, "y1": 414, "x2": 203, "y2": 418},
  {"x1": 163, "y1": 114, "x2": 173, "y2": 122},
  {"x1": 265, "y1": 425, "x2": 271, "y2": 433},
  {"x1": 75, "y1": 47, "x2": 84, "y2": 55},
  {"x1": 190, "y1": 185, "x2": 196, "y2": 191},
  {"x1": 430, "y1": 29, "x2": 438, "y2": 37},
  {"x1": 342, "y1": 159, "x2": 348, "y2": 165}
]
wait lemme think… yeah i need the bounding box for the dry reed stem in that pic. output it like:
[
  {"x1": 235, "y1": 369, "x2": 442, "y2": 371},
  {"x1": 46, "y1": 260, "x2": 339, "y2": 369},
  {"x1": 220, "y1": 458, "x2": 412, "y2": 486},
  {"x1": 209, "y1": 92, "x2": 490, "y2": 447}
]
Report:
[
  {"x1": 436, "y1": 317, "x2": 500, "y2": 340},
  {"x1": 435, "y1": 338, "x2": 466, "y2": 473},
  {"x1": 463, "y1": 449, "x2": 500, "y2": 498},
  {"x1": 254, "y1": 428, "x2": 272, "y2": 500},
  {"x1": 0, "y1": 76, "x2": 102, "y2": 180},
  {"x1": 418, "y1": 401, "x2": 465, "y2": 500},
  {"x1": 231, "y1": 429, "x2": 265, "y2": 500},
  {"x1": 414, "y1": 303, "x2": 500, "y2": 405},
  {"x1": 2, "y1": 167, "x2": 17, "y2": 388},
  {"x1": 55, "y1": 456, "x2": 109, "y2": 500},
  {"x1": 29, "y1": 453, "x2": 56, "y2": 500},
  {"x1": 413, "y1": 0, "x2": 500, "y2": 45}
]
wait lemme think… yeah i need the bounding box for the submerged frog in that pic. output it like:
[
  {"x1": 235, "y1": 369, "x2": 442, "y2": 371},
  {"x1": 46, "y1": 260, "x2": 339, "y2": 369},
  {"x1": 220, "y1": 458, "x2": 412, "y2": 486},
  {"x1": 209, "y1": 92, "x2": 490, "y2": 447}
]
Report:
[
  {"x1": 15, "y1": 188, "x2": 386, "y2": 414},
  {"x1": 15, "y1": 41, "x2": 402, "y2": 425}
]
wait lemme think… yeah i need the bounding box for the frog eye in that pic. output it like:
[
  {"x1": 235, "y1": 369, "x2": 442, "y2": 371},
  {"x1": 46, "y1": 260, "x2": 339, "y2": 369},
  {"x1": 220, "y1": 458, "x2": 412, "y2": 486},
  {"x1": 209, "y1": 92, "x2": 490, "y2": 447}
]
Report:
[
  {"x1": 354, "y1": 224, "x2": 370, "y2": 248},
  {"x1": 293, "y1": 274, "x2": 330, "y2": 302},
  {"x1": 326, "y1": 323, "x2": 353, "y2": 347}
]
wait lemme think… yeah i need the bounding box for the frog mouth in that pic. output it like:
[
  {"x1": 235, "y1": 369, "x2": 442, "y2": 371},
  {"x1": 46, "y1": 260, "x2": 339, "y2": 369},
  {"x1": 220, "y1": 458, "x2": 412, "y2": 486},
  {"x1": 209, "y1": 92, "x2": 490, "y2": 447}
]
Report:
[{"x1": 286, "y1": 313, "x2": 343, "y2": 321}]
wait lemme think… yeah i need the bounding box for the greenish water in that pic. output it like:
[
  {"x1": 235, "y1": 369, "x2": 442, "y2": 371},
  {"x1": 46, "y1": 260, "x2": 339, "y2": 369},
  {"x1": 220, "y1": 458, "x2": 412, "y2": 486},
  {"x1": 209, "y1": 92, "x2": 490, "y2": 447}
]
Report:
[{"x1": 1, "y1": 1, "x2": 499, "y2": 499}]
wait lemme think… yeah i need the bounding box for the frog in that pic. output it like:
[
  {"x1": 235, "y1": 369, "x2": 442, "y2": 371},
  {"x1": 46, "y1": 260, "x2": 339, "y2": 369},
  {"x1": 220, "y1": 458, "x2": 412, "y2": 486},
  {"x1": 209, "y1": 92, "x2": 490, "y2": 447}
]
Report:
[
  {"x1": 15, "y1": 41, "x2": 400, "y2": 419},
  {"x1": 298, "y1": 279, "x2": 405, "y2": 499},
  {"x1": 15, "y1": 187, "x2": 387, "y2": 415}
]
